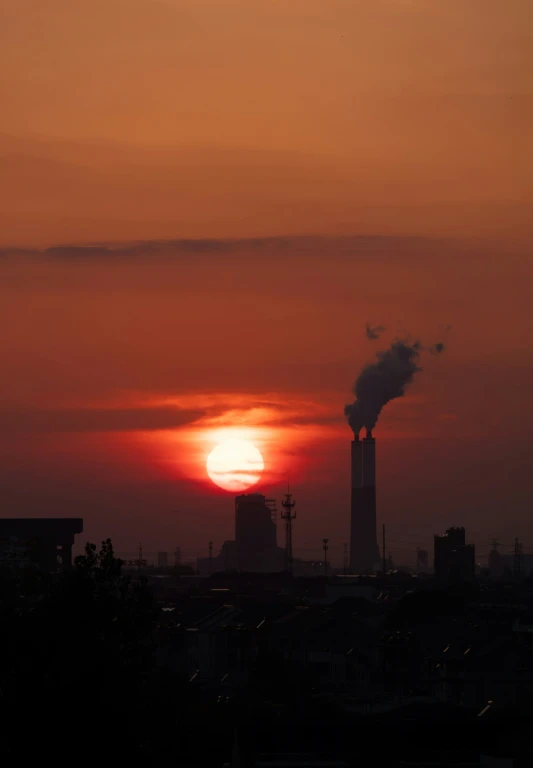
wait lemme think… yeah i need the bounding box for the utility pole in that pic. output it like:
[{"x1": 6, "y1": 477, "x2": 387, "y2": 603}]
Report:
[
  {"x1": 322, "y1": 538, "x2": 329, "y2": 580},
  {"x1": 138, "y1": 542, "x2": 143, "y2": 574},
  {"x1": 174, "y1": 546, "x2": 182, "y2": 569},
  {"x1": 343, "y1": 542, "x2": 349, "y2": 576},
  {"x1": 208, "y1": 541, "x2": 213, "y2": 575},
  {"x1": 382, "y1": 524, "x2": 386, "y2": 579},
  {"x1": 281, "y1": 487, "x2": 297, "y2": 575}
]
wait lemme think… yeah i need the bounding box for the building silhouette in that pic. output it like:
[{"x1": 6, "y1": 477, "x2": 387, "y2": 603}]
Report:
[
  {"x1": 235, "y1": 493, "x2": 279, "y2": 572},
  {"x1": 197, "y1": 494, "x2": 284, "y2": 574},
  {"x1": 0, "y1": 518, "x2": 83, "y2": 571},
  {"x1": 434, "y1": 526, "x2": 475, "y2": 585}
]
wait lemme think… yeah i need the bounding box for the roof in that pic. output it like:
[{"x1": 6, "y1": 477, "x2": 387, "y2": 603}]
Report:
[{"x1": 0, "y1": 518, "x2": 83, "y2": 535}]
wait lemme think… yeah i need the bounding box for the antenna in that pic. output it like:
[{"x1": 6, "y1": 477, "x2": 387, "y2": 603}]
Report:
[{"x1": 281, "y1": 487, "x2": 297, "y2": 575}]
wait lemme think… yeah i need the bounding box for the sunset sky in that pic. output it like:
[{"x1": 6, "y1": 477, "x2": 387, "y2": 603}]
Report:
[{"x1": 1, "y1": 1, "x2": 532, "y2": 564}]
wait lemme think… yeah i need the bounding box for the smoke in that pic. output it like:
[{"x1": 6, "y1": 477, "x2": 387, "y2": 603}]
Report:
[
  {"x1": 345, "y1": 337, "x2": 438, "y2": 436},
  {"x1": 365, "y1": 323, "x2": 386, "y2": 341}
]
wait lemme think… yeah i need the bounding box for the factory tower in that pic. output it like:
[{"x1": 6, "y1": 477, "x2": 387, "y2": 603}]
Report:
[{"x1": 349, "y1": 429, "x2": 380, "y2": 572}]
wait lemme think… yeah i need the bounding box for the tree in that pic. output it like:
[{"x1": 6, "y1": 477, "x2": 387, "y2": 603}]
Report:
[
  {"x1": 0, "y1": 538, "x2": 170, "y2": 758},
  {"x1": 74, "y1": 537, "x2": 124, "y2": 575}
]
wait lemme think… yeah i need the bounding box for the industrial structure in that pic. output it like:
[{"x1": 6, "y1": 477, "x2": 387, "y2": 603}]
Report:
[
  {"x1": 280, "y1": 488, "x2": 296, "y2": 574},
  {"x1": 235, "y1": 493, "x2": 279, "y2": 572},
  {"x1": 434, "y1": 526, "x2": 475, "y2": 585},
  {"x1": 349, "y1": 429, "x2": 380, "y2": 572},
  {"x1": 197, "y1": 493, "x2": 285, "y2": 574},
  {"x1": 0, "y1": 517, "x2": 83, "y2": 571}
]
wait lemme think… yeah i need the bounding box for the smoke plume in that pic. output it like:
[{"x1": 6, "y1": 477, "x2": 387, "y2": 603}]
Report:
[
  {"x1": 365, "y1": 323, "x2": 386, "y2": 341},
  {"x1": 345, "y1": 338, "x2": 430, "y2": 436}
]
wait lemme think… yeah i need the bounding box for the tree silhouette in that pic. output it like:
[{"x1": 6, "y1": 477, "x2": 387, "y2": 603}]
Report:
[
  {"x1": 74, "y1": 537, "x2": 124, "y2": 574},
  {"x1": 0, "y1": 539, "x2": 178, "y2": 758}
]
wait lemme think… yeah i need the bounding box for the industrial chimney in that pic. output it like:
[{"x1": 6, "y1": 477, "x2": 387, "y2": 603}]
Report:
[
  {"x1": 345, "y1": 331, "x2": 445, "y2": 573},
  {"x1": 349, "y1": 429, "x2": 380, "y2": 572}
]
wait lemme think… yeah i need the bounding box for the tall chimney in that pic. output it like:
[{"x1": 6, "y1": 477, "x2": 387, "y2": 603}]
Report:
[
  {"x1": 351, "y1": 434, "x2": 363, "y2": 490},
  {"x1": 362, "y1": 429, "x2": 376, "y2": 487},
  {"x1": 350, "y1": 430, "x2": 380, "y2": 573}
]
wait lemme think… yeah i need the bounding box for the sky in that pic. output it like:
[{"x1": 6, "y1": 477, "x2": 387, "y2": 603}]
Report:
[{"x1": 1, "y1": 0, "x2": 532, "y2": 565}]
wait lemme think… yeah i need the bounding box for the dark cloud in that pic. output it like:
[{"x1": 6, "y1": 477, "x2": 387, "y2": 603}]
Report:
[
  {"x1": 365, "y1": 323, "x2": 386, "y2": 341},
  {"x1": 0, "y1": 405, "x2": 204, "y2": 434},
  {"x1": 267, "y1": 412, "x2": 342, "y2": 428},
  {"x1": 0, "y1": 399, "x2": 342, "y2": 435},
  {"x1": 0, "y1": 234, "x2": 448, "y2": 262},
  {"x1": 345, "y1": 339, "x2": 423, "y2": 435},
  {"x1": 44, "y1": 246, "x2": 118, "y2": 259},
  {"x1": 345, "y1": 333, "x2": 448, "y2": 435}
]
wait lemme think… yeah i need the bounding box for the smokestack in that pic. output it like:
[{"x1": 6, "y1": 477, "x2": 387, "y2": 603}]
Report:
[
  {"x1": 350, "y1": 432, "x2": 379, "y2": 573},
  {"x1": 362, "y1": 430, "x2": 375, "y2": 488},
  {"x1": 347, "y1": 330, "x2": 445, "y2": 574},
  {"x1": 351, "y1": 435, "x2": 363, "y2": 490}
]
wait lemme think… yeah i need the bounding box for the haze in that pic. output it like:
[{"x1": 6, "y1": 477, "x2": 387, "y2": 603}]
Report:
[{"x1": 1, "y1": 0, "x2": 532, "y2": 564}]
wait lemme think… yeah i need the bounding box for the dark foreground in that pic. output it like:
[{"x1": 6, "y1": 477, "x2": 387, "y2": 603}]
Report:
[{"x1": 0, "y1": 542, "x2": 530, "y2": 766}]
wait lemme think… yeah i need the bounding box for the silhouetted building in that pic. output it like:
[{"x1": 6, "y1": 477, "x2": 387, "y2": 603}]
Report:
[
  {"x1": 0, "y1": 518, "x2": 83, "y2": 572},
  {"x1": 350, "y1": 431, "x2": 380, "y2": 572},
  {"x1": 235, "y1": 493, "x2": 279, "y2": 572},
  {"x1": 434, "y1": 527, "x2": 475, "y2": 585},
  {"x1": 157, "y1": 551, "x2": 168, "y2": 568},
  {"x1": 196, "y1": 495, "x2": 284, "y2": 575}
]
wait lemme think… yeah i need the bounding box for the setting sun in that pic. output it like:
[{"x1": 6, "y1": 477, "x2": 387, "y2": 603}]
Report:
[{"x1": 206, "y1": 438, "x2": 264, "y2": 492}]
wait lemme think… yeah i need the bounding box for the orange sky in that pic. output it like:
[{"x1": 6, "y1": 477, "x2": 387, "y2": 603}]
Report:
[
  {"x1": 1, "y1": 0, "x2": 532, "y2": 244},
  {"x1": 0, "y1": 1, "x2": 532, "y2": 564}
]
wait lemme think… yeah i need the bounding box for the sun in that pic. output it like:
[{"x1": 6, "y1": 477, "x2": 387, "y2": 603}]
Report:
[{"x1": 206, "y1": 438, "x2": 264, "y2": 492}]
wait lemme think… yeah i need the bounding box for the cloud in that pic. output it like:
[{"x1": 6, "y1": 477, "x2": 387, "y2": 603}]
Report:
[
  {"x1": 0, "y1": 396, "x2": 342, "y2": 436},
  {"x1": 0, "y1": 405, "x2": 204, "y2": 434},
  {"x1": 365, "y1": 323, "x2": 386, "y2": 341},
  {"x1": 0, "y1": 234, "x2": 449, "y2": 262}
]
